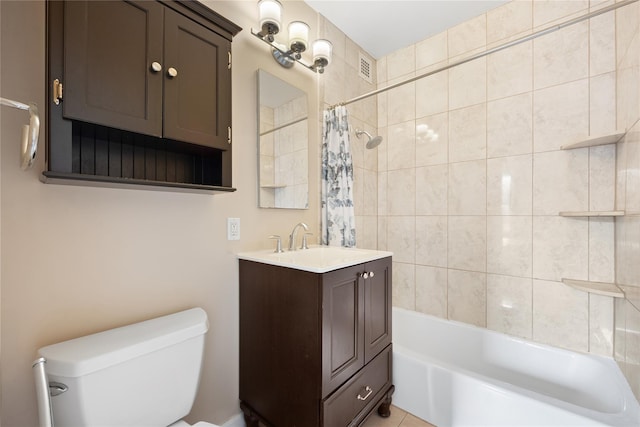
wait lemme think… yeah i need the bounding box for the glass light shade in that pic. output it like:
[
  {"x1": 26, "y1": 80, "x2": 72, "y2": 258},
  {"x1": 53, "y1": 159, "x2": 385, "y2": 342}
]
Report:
[
  {"x1": 288, "y1": 21, "x2": 309, "y2": 52},
  {"x1": 258, "y1": 0, "x2": 282, "y2": 32},
  {"x1": 312, "y1": 39, "x2": 332, "y2": 65}
]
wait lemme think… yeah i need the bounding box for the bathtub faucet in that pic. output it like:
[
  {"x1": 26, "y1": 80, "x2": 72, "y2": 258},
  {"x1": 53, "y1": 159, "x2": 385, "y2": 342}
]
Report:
[{"x1": 288, "y1": 222, "x2": 309, "y2": 251}]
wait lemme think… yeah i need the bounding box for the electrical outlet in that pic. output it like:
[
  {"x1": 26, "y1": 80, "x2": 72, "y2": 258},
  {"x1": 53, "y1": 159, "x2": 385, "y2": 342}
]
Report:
[{"x1": 227, "y1": 217, "x2": 240, "y2": 240}]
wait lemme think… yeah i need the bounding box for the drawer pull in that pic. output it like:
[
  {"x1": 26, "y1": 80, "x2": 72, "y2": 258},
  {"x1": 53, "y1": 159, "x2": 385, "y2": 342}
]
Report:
[{"x1": 357, "y1": 386, "x2": 373, "y2": 401}]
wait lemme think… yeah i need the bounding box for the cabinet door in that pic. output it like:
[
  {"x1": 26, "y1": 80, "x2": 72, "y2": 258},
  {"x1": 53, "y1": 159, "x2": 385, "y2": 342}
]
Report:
[
  {"x1": 364, "y1": 258, "x2": 392, "y2": 363},
  {"x1": 163, "y1": 9, "x2": 232, "y2": 150},
  {"x1": 322, "y1": 265, "x2": 365, "y2": 396},
  {"x1": 63, "y1": 0, "x2": 164, "y2": 136}
]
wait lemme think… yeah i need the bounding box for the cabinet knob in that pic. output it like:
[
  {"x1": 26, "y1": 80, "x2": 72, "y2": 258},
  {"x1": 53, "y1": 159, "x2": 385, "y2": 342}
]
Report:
[
  {"x1": 369, "y1": 271, "x2": 375, "y2": 278},
  {"x1": 167, "y1": 67, "x2": 178, "y2": 78},
  {"x1": 362, "y1": 272, "x2": 369, "y2": 279},
  {"x1": 150, "y1": 62, "x2": 162, "y2": 73}
]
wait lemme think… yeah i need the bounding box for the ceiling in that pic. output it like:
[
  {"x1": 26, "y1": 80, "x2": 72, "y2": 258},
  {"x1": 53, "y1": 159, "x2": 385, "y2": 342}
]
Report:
[{"x1": 303, "y1": 0, "x2": 508, "y2": 59}]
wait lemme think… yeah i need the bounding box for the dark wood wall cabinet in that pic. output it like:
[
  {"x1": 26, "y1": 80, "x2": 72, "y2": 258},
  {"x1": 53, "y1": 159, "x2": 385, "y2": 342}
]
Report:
[
  {"x1": 239, "y1": 257, "x2": 394, "y2": 427},
  {"x1": 44, "y1": 0, "x2": 241, "y2": 192}
]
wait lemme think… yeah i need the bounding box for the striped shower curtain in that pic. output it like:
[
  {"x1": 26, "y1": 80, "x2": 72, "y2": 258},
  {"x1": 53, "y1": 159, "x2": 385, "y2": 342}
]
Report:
[{"x1": 321, "y1": 106, "x2": 356, "y2": 247}]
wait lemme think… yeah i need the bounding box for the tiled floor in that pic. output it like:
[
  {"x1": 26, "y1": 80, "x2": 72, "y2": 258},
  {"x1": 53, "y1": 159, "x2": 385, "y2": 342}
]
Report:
[{"x1": 361, "y1": 406, "x2": 436, "y2": 427}]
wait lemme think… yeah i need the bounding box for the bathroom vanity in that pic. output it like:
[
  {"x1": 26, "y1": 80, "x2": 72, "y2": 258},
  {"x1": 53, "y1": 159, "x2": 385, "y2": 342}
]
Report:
[{"x1": 238, "y1": 246, "x2": 394, "y2": 427}]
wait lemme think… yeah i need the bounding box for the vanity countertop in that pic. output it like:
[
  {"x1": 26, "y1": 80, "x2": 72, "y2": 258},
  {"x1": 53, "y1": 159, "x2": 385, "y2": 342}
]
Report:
[{"x1": 237, "y1": 245, "x2": 393, "y2": 273}]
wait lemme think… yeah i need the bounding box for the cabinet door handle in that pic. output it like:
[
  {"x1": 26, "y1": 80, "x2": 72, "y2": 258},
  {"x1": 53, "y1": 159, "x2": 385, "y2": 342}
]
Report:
[
  {"x1": 167, "y1": 67, "x2": 178, "y2": 78},
  {"x1": 357, "y1": 386, "x2": 373, "y2": 401},
  {"x1": 150, "y1": 62, "x2": 162, "y2": 73}
]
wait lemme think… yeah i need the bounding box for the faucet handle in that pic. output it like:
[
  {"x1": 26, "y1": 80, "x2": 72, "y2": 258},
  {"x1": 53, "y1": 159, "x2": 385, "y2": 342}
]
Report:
[
  {"x1": 301, "y1": 232, "x2": 313, "y2": 250},
  {"x1": 269, "y1": 235, "x2": 284, "y2": 253}
]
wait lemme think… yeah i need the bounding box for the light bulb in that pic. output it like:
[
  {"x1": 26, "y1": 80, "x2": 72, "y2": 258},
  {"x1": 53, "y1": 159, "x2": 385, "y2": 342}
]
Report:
[
  {"x1": 258, "y1": 0, "x2": 281, "y2": 38},
  {"x1": 312, "y1": 39, "x2": 332, "y2": 68},
  {"x1": 288, "y1": 21, "x2": 309, "y2": 54}
]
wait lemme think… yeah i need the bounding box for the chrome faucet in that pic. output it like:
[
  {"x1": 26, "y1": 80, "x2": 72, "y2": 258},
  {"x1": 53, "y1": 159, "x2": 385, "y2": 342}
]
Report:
[{"x1": 288, "y1": 222, "x2": 309, "y2": 251}]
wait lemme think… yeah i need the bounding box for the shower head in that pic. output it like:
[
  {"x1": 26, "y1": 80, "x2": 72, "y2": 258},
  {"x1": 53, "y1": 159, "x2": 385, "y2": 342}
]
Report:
[{"x1": 355, "y1": 129, "x2": 383, "y2": 149}]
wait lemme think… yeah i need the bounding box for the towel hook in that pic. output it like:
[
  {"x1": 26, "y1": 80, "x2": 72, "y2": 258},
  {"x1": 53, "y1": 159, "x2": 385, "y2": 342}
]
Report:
[{"x1": 0, "y1": 96, "x2": 40, "y2": 170}]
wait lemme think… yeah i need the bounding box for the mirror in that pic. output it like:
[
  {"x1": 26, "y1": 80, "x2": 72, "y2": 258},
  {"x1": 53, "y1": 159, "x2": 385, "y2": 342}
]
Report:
[{"x1": 257, "y1": 69, "x2": 308, "y2": 209}]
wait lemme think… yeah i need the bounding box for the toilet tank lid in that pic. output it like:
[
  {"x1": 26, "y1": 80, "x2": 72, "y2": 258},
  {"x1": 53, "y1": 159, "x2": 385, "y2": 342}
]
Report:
[{"x1": 38, "y1": 307, "x2": 209, "y2": 378}]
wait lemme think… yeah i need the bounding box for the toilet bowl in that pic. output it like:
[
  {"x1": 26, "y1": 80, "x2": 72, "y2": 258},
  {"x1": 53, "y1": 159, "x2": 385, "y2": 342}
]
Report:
[{"x1": 37, "y1": 308, "x2": 221, "y2": 427}]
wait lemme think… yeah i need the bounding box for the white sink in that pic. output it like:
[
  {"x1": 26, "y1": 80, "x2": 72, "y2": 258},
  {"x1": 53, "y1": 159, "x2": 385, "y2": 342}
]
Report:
[{"x1": 237, "y1": 245, "x2": 393, "y2": 273}]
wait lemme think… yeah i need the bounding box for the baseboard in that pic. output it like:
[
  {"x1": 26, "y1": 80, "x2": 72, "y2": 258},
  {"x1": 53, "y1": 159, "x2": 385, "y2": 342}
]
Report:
[{"x1": 221, "y1": 413, "x2": 245, "y2": 427}]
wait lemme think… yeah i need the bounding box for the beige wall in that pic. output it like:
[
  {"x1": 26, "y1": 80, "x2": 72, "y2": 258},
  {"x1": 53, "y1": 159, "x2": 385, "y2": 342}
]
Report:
[
  {"x1": 0, "y1": 0, "x2": 3, "y2": 414},
  {"x1": 614, "y1": 0, "x2": 640, "y2": 402},
  {"x1": 374, "y1": 0, "x2": 623, "y2": 356},
  {"x1": 0, "y1": 0, "x2": 341, "y2": 425}
]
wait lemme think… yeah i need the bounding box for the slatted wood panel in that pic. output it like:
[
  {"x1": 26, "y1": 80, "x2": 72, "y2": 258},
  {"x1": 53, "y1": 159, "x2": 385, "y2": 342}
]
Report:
[{"x1": 71, "y1": 121, "x2": 222, "y2": 186}]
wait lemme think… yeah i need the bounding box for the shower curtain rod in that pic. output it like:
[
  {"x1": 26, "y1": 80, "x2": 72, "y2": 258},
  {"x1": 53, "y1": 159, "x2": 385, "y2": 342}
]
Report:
[
  {"x1": 332, "y1": 0, "x2": 638, "y2": 108},
  {"x1": 259, "y1": 116, "x2": 308, "y2": 136}
]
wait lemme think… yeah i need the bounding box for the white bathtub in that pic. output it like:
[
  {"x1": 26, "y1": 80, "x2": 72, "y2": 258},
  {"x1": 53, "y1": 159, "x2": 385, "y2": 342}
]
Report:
[{"x1": 392, "y1": 307, "x2": 640, "y2": 427}]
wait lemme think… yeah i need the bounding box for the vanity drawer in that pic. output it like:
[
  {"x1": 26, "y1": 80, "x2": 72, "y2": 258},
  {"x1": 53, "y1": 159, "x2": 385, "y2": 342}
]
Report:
[{"x1": 323, "y1": 345, "x2": 392, "y2": 427}]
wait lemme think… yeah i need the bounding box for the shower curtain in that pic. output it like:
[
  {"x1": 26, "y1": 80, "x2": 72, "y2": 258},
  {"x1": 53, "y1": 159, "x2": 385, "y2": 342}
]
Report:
[{"x1": 321, "y1": 106, "x2": 356, "y2": 247}]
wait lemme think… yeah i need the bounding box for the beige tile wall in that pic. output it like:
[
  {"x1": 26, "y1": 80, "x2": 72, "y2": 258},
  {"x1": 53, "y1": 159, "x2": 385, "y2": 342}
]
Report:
[
  {"x1": 274, "y1": 96, "x2": 309, "y2": 208},
  {"x1": 318, "y1": 18, "x2": 379, "y2": 249},
  {"x1": 259, "y1": 95, "x2": 309, "y2": 208},
  {"x1": 614, "y1": 0, "x2": 640, "y2": 402},
  {"x1": 372, "y1": 0, "x2": 625, "y2": 357},
  {"x1": 317, "y1": 0, "x2": 639, "y2": 398}
]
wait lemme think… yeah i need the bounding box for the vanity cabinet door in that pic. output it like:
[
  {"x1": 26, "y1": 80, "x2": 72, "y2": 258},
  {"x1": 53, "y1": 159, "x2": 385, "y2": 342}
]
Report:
[
  {"x1": 163, "y1": 9, "x2": 232, "y2": 151},
  {"x1": 63, "y1": 0, "x2": 164, "y2": 137},
  {"x1": 321, "y1": 264, "x2": 365, "y2": 397},
  {"x1": 364, "y1": 258, "x2": 392, "y2": 363}
]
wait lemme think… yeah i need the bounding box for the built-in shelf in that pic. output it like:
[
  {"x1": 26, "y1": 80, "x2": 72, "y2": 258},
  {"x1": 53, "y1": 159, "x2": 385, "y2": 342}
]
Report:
[
  {"x1": 558, "y1": 130, "x2": 626, "y2": 300},
  {"x1": 562, "y1": 278, "x2": 625, "y2": 298},
  {"x1": 42, "y1": 171, "x2": 235, "y2": 193},
  {"x1": 560, "y1": 130, "x2": 626, "y2": 150},
  {"x1": 559, "y1": 210, "x2": 625, "y2": 217}
]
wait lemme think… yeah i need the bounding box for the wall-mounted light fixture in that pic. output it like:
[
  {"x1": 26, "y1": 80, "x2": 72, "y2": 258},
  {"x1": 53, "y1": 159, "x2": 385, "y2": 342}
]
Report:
[{"x1": 252, "y1": 0, "x2": 332, "y2": 73}]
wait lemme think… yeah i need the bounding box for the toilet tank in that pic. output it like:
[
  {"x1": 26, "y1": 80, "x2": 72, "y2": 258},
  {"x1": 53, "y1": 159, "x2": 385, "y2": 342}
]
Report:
[{"x1": 38, "y1": 307, "x2": 209, "y2": 427}]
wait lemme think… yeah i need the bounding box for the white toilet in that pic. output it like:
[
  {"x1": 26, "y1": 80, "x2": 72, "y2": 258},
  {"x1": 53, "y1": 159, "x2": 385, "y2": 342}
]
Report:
[{"x1": 37, "y1": 307, "x2": 220, "y2": 427}]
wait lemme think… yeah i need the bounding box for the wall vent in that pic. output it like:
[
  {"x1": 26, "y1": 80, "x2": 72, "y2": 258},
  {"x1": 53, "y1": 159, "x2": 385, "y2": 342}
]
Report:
[{"x1": 358, "y1": 52, "x2": 373, "y2": 84}]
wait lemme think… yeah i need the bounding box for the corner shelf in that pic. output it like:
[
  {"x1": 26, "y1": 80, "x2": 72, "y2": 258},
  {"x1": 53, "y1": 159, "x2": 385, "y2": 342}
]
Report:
[
  {"x1": 559, "y1": 210, "x2": 625, "y2": 217},
  {"x1": 560, "y1": 129, "x2": 626, "y2": 150},
  {"x1": 559, "y1": 130, "x2": 627, "y2": 217},
  {"x1": 562, "y1": 278, "x2": 624, "y2": 298},
  {"x1": 557, "y1": 130, "x2": 628, "y2": 301}
]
